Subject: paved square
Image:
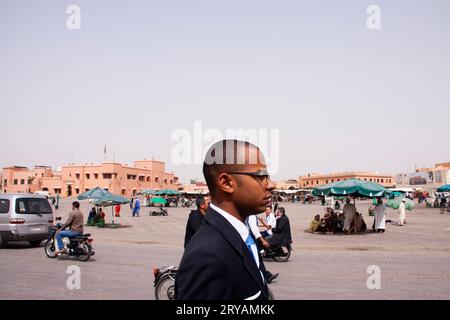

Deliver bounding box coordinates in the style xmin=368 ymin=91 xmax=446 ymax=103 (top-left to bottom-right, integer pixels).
xmin=1 ymin=199 xmax=449 ymax=299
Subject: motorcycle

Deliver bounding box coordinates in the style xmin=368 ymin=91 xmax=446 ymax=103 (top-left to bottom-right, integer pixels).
xmin=180 ymin=198 xmax=192 ymax=208
xmin=44 ymin=217 xmax=95 ymax=262
xmin=153 ymin=265 xmax=177 ymax=300
xmin=261 ymin=243 xmax=292 ymax=262
xmin=152 ymin=265 xmax=275 ymax=300
xmin=149 ymin=207 xmax=169 ymax=216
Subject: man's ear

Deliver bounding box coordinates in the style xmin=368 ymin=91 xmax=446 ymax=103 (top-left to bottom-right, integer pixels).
xmin=217 ymin=173 xmax=234 ymax=195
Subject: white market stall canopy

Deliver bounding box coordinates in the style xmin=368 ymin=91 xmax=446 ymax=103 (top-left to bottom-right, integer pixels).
xmin=389 ymin=187 xmax=415 ymax=193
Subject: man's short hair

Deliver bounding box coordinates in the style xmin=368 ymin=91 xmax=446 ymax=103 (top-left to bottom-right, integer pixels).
xmin=203 ymin=139 xmax=262 ymax=196
xmin=278 ymin=207 xmax=285 ymax=215
xmin=196 ymin=196 xmax=206 ymax=208
xmin=72 ymin=201 xmax=80 ymax=209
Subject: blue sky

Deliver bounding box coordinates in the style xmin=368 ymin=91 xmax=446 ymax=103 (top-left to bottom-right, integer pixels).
xmin=1 ymin=0 xmax=449 ymax=182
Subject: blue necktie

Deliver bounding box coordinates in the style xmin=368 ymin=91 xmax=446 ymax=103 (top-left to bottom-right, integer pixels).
xmin=245 ymin=234 xmax=257 ymax=262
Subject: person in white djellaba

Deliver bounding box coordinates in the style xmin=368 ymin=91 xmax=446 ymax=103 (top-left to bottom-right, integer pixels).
xmin=398 ymin=198 xmax=406 ymax=226
xmin=372 ymin=198 xmax=388 ymax=233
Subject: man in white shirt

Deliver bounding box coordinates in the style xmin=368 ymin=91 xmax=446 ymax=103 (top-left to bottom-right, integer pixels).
xmin=247 ymin=214 xmax=280 ymax=283
xmin=259 ymin=206 xmax=277 ymax=239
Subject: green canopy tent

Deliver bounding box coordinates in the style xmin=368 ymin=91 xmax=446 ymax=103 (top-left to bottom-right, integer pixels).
xmin=437 ymin=185 xmax=450 ymax=193
xmin=156 ymin=189 xmax=180 ymax=196
xmin=78 ymin=187 xmax=129 ymax=227
xmin=150 ymin=197 xmax=167 ymax=205
xmin=139 ymin=189 xmax=159 ymax=196
xmin=312 ymin=179 xmax=392 ymax=198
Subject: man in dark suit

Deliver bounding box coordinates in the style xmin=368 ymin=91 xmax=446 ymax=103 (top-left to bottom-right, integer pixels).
xmin=268 ymin=207 xmax=292 ymax=248
xmin=175 ymin=139 xmax=275 ymax=300
xmin=184 ymin=196 xmax=209 ymax=248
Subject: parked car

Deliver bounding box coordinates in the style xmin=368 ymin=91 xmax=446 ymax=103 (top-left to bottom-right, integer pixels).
xmin=0 ymin=194 xmax=54 ymax=248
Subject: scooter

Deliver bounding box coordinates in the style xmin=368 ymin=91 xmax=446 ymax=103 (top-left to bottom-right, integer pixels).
xmin=261 ymin=243 xmax=292 ymax=262
xmin=149 ymin=207 xmax=169 ymax=216
xmin=44 ymin=217 xmax=95 ymax=261
xmin=153 ymin=265 xmax=177 ymax=300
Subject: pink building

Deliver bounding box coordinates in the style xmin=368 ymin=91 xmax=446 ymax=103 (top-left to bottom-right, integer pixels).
xmin=2 ymin=160 xmax=180 ymax=197
xmin=2 ymin=166 xmax=54 ymax=194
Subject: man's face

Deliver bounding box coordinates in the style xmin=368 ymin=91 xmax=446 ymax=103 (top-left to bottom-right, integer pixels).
xmin=265 ymin=207 xmax=271 ymax=216
xmin=230 ymin=148 xmax=275 ymax=215
xmin=200 ymin=201 xmax=208 ymax=211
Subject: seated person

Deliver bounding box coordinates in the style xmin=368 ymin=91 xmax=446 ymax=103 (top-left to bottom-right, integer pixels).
xmin=259 ymin=206 xmax=277 ymax=240
xmin=55 ymin=201 xmax=84 ymax=255
xmin=349 ymin=212 xmax=367 ymax=233
xmin=306 ymin=214 xmax=321 ymax=233
xmin=334 ymin=200 xmax=341 ymax=210
xmin=324 ymin=209 xmax=338 ymax=233
xmin=336 ymin=213 xmax=345 ymax=232
xmin=268 ymin=207 xmax=292 ymax=249
xmin=97 ymin=208 xmax=105 ymax=221
xmin=88 ymin=207 xmax=97 ymax=222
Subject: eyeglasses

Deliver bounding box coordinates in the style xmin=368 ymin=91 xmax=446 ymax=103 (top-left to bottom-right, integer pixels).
xmin=225 ymin=169 xmax=271 ymax=185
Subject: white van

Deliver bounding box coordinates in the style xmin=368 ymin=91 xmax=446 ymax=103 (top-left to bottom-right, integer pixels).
xmin=0 ymin=194 xmax=53 ymax=247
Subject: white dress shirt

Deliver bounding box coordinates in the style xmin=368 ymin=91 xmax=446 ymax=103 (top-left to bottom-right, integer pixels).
xmin=210 ymin=203 xmax=260 ymax=270
xmin=265 ymin=213 xmax=277 ymax=235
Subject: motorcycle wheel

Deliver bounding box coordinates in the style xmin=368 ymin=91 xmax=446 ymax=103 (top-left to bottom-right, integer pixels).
xmin=75 ymin=243 xmax=92 ymax=262
xmin=44 ymin=239 xmax=57 ymax=258
xmin=154 ymin=274 xmax=175 ymax=300
xmin=272 ymin=245 xmax=291 ymax=262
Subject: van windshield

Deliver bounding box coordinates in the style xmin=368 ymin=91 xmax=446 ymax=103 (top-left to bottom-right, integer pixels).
xmin=15 ymin=198 xmax=52 ymax=214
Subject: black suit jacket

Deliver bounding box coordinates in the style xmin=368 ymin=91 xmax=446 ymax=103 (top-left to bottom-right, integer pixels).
xmin=270 ymin=215 xmax=292 ymax=247
xmin=175 ymin=206 xmax=269 ymax=300
xmin=184 ymin=209 xmax=204 ymax=248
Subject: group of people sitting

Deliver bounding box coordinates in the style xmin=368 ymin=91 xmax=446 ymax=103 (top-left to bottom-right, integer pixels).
xmin=307 ymin=199 xmax=367 ymax=234
xmin=87 ymin=207 xmax=106 ymax=226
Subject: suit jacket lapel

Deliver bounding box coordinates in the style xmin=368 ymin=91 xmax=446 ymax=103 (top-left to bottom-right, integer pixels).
xmin=205 ymin=208 xmax=267 ymax=295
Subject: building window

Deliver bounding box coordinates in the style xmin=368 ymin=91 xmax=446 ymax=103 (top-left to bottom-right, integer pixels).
xmin=139 ymin=176 xmax=144 ymax=182
xmin=164 ymin=179 xmax=167 ymax=184
xmin=155 ymin=177 xmax=159 ymax=183
xmin=122 ymin=189 xmax=126 ymax=195
xmin=381 ymin=179 xmax=384 ymax=183
xmin=85 ymin=188 xmax=90 ymax=192
xmin=3 ymin=179 xmax=7 ymax=186
xmin=86 ymin=174 xmax=90 ymax=179
xmin=94 ymin=174 xmax=98 ymax=179
xmin=28 ymin=178 xmax=33 ymax=184
xmin=147 ymin=177 xmax=150 ymax=182
xmin=316 ymin=180 xmax=319 ymax=185
xmin=76 ymin=174 xmax=80 ymax=179
xmin=14 ymin=179 xmax=18 ymax=185
xmin=103 ymin=173 xmax=112 ymax=179
xmin=75 ymin=188 xmax=80 ymax=194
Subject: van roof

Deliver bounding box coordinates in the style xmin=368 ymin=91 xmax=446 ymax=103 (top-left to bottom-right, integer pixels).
xmin=0 ymin=193 xmax=48 ymax=199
